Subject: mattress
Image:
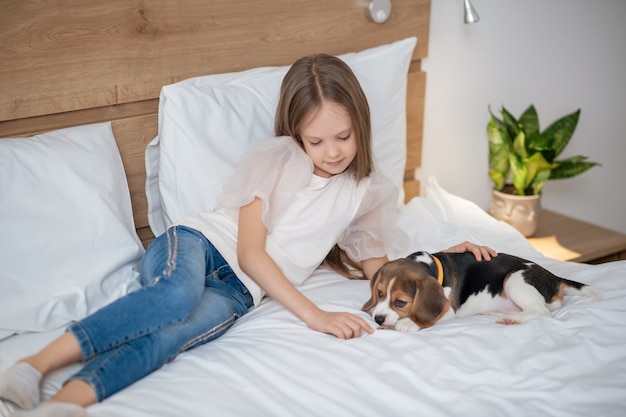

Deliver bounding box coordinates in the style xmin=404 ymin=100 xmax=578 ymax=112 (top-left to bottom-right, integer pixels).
xmin=1 ymin=180 xmax=625 ymax=417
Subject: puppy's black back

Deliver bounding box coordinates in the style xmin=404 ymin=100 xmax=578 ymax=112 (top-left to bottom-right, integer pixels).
xmin=430 ymin=252 xmax=579 ymax=310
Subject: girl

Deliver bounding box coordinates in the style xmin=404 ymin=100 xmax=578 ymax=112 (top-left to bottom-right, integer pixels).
xmin=0 ymin=53 xmax=495 ymax=417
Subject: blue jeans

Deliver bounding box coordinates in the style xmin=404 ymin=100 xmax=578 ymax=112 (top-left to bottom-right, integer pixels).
xmin=66 ymin=226 xmax=253 ymax=401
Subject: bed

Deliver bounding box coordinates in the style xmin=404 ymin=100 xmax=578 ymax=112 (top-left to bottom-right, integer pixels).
xmin=1 ymin=1 xmax=625 ymax=416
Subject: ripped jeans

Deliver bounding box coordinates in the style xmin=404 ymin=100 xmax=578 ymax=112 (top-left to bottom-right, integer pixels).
xmin=66 ymin=226 xmax=253 ymax=401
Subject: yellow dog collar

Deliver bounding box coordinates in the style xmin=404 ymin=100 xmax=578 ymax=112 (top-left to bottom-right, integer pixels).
xmin=431 ymin=254 xmax=444 ymax=285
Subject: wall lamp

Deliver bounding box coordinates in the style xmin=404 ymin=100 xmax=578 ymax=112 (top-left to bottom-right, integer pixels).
xmin=464 ymin=0 xmax=480 ymax=24
xmin=364 ymin=0 xmax=392 ymax=24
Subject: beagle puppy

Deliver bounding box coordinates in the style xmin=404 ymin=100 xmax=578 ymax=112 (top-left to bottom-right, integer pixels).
xmin=362 ymin=251 xmax=600 ymax=331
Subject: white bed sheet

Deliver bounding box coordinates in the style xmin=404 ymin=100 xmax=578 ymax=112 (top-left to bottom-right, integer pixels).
xmin=2 ymin=178 xmax=625 ymax=417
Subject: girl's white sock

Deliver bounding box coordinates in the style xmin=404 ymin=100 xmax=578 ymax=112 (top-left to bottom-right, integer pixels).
xmin=10 ymin=403 xmax=86 ymax=417
xmin=0 ymin=363 xmax=41 ymax=410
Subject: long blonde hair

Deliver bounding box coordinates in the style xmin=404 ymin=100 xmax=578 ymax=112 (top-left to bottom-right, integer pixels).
xmin=275 ymin=53 xmax=373 ymax=279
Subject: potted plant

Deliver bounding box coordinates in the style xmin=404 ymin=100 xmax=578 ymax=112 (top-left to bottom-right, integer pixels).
xmin=487 ymin=104 xmax=600 ymax=236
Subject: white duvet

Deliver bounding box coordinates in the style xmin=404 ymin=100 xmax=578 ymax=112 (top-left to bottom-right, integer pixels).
xmin=2 ymin=179 xmax=625 ymax=417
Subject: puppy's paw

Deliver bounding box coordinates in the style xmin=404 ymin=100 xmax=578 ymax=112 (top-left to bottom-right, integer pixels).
xmin=394 ymin=318 xmax=420 ymax=332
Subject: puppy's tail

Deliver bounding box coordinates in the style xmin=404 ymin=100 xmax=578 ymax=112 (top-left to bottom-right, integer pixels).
xmin=562 ymin=278 xmax=602 ymax=303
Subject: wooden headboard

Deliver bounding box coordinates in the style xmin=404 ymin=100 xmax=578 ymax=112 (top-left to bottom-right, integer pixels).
xmin=0 ymin=0 xmax=430 ymax=247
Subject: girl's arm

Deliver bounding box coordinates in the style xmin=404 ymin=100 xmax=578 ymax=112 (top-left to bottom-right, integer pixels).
xmin=237 ymin=197 xmax=373 ymax=339
xmin=361 ymin=256 xmax=388 ymax=280
xmin=444 ymin=241 xmax=498 ymax=261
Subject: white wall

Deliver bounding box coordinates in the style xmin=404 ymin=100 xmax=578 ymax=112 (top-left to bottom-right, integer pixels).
xmin=419 ymin=0 xmax=626 ymax=234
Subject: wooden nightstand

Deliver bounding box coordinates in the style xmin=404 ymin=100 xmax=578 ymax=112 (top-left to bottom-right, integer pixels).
xmin=527 ymin=209 xmax=626 ymax=264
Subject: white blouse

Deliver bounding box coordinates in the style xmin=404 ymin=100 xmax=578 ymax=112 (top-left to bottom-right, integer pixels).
xmin=175 ymin=136 xmax=407 ymax=306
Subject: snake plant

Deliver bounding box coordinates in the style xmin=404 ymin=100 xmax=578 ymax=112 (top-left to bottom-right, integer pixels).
xmin=487 ymin=105 xmax=599 ymax=195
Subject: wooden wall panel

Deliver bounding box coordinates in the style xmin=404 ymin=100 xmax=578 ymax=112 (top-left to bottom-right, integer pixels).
xmin=0 ymin=0 xmax=430 ymax=122
xmin=111 ymin=114 xmax=157 ymax=229
xmin=403 ymin=67 xmax=426 ymax=202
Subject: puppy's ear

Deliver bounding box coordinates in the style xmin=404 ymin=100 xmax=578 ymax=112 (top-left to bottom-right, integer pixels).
xmin=362 ymin=268 xmax=382 ymax=312
xmin=410 ymin=278 xmax=448 ymax=329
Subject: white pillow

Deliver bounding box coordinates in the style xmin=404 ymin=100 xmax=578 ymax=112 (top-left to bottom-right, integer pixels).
xmin=395 ymin=177 xmax=543 ymax=260
xmin=146 ymin=37 xmax=417 ymax=236
xmin=0 ymin=123 xmax=144 ymax=335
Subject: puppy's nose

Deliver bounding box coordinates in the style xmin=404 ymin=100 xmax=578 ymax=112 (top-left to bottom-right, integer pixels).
xmin=374 ymin=315 xmax=386 ymax=325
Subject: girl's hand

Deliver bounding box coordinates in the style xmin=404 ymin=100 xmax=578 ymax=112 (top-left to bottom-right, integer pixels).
xmin=308 ymin=310 xmax=374 ymax=339
xmin=444 ymin=241 xmax=497 ymax=261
